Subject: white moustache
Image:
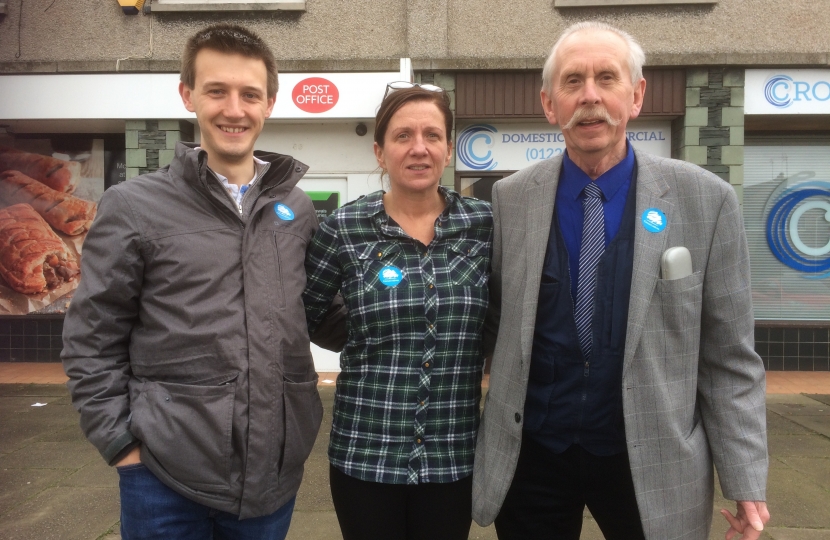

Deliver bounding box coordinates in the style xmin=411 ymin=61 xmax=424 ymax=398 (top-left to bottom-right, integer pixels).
xmin=562 ymin=106 xmax=621 ymax=130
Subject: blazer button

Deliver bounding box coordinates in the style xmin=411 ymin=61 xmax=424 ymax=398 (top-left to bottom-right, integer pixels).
xmin=514 ymin=412 xmax=521 ymax=423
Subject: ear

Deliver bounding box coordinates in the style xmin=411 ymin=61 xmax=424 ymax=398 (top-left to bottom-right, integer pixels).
xmin=629 ymin=77 xmax=647 ymax=120
xmin=373 ymin=141 xmax=385 ymax=169
xmin=540 ymin=88 xmax=557 ymax=126
xmin=445 ymin=140 xmax=453 ymax=167
xmin=265 ymin=93 xmax=277 ymax=118
xmin=179 ymin=82 xmax=196 ymax=113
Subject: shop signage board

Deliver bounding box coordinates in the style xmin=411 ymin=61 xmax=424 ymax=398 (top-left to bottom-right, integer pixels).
xmin=0 ymin=70 xmax=405 ymax=120
xmin=746 ymin=69 xmax=830 ymax=115
xmin=455 ymin=120 xmax=672 ymax=172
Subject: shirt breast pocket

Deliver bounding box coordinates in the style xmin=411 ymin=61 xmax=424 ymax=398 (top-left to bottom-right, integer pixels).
xmin=358 ymin=242 xmax=408 ymax=292
xmin=448 ymin=240 xmax=489 ymax=287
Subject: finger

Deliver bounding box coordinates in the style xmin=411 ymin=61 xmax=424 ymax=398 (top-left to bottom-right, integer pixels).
xmin=740 ymin=526 xmax=762 ymax=540
xmin=757 ymin=502 xmax=771 ymax=523
xmin=741 ymin=502 xmax=764 ymax=531
xmin=725 ymin=526 xmax=737 ymax=540
xmin=720 ymin=508 xmax=742 ymax=531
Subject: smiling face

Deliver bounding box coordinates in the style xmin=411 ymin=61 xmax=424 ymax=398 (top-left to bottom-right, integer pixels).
xmin=541 ymin=29 xmax=645 ymax=173
xmin=374 ymin=100 xmax=452 ymax=196
xmin=179 ymin=48 xmax=276 ymax=170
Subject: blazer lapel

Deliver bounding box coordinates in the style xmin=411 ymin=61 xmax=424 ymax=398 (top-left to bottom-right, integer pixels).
xmin=623 ymin=150 xmax=674 ymax=374
xmin=521 ymin=158 xmax=561 ymax=362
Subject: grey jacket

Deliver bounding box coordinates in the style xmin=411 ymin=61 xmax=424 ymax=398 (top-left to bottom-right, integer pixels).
xmin=63 ymin=142 xmax=345 ymax=519
xmin=473 ymin=150 xmax=767 ymax=539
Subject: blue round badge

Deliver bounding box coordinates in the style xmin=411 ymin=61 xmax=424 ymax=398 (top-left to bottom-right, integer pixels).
xmin=378 ymin=266 xmax=404 ymax=287
xmin=642 ymin=208 xmax=667 ymax=233
xmin=274 ymin=203 xmax=295 ymax=221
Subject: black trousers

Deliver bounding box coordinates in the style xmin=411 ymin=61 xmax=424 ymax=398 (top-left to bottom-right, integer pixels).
xmin=494 ymin=436 xmax=646 ymax=540
xmin=329 ymin=464 xmax=472 ymax=540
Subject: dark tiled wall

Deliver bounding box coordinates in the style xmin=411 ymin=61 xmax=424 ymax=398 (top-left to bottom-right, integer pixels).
xmin=755 ymin=326 xmax=830 ymax=371
xmin=0 ymin=317 xmax=64 ymax=362
xmin=0 ymin=317 xmax=828 ymax=371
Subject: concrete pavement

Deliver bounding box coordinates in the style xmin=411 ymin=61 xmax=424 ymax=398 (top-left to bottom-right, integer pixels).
xmin=1 ymin=383 xmax=830 ymax=539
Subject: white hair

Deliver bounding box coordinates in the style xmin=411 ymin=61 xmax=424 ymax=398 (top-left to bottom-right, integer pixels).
xmin=541 ymin=21 xmax=646 ymax=97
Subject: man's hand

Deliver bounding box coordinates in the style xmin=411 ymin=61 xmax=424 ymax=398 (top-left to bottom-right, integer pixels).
xmin=721 ymin=501 xmax=770 ymax=540
xmin=115 ymin=446 xmax=142 ymax=467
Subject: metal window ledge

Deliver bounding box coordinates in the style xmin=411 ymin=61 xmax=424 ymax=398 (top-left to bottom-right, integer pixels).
xmin=555 ymin=0 xmax=715 ymax=6
xmin=149 ymin=0 xmax=305 ymax=12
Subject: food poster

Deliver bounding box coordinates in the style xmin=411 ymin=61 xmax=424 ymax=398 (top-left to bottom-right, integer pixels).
xmin=0 ymin=137 xmax=115 ymax=315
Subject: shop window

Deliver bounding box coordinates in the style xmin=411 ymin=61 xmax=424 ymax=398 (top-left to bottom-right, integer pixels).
xmin=457 ymin=174 xmax=511 ymax=204
xmin=744 ymin=141 xmax=830 ymax=321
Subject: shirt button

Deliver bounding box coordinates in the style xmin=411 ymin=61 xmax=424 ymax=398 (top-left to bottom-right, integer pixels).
xmin=377 ymin=252 xmax=383 ymax=257
xmin=420 ymin=401 xmax=425 ymax=406
xmin=428 ymin=284 xmax=434 ymax=289
xmin=424 ymin=362 xmax=430 ymax=368
xmin=514 ymin=412 xmax=522 ymax=423
xmin=428 ymin=324 xmax=433 ymax=329
xmin=416 ymin=438 xmax=422 ymax=444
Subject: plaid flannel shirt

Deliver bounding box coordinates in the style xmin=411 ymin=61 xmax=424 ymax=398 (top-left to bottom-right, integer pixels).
xmin=303 ymin=188 xmax=493 ymax=484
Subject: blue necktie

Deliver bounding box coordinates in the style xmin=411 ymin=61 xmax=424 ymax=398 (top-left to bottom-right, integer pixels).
xmin=574 ymin=182 xmax=605 ymax=360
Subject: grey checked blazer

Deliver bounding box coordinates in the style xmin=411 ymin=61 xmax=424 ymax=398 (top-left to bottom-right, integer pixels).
xmin=472 ymin=149 xmax=768 ymax=540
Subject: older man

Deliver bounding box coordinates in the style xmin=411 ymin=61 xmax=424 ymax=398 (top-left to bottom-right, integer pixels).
xmin=473 ymin=21 xmax=770 ymax=540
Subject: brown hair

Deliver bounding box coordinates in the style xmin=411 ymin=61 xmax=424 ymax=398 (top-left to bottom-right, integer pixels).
xmin=180 ymin=24 xmax=278 ymax=97
xmin=374 ymin=86 xmax=453 ymax=148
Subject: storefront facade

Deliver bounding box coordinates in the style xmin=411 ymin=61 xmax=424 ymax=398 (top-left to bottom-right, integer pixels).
xmin=0 ymin=0 xmax=828 ymax=370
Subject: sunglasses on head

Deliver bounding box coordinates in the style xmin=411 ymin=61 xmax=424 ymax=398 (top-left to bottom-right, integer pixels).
xmin=383 ymin=81 xmax=444 ymax=99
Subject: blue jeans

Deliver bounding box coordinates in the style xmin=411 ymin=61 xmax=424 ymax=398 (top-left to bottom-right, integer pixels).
xmin=117 ymin=463 xmax=295 ymax=540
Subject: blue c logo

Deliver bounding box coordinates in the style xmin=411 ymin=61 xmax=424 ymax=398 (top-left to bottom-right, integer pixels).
xmin=764 ymin=75 xmax=794 ymax=108
xmin=766 ymin=181 xmax=830 ymax=278
xmin=458 ymin=124 xmax=498 ymax=170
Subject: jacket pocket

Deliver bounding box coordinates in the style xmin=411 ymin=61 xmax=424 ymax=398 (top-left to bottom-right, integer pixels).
xmin=358 ymin=242 xmax=407 ymax=292
xmin=653 ymin=271 xmax=704 ymax=355
xmin=449 ymin=240 xmax=489 ymax=287
xmin=281 ymin=376 xmax=324 ymax=474
xmin=130 ymin=374 xmax=237 ymax=491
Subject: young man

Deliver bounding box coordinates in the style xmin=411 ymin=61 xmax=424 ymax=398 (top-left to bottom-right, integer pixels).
xmin=63 ymin=24 xmax=344 ymax=539
xmin=473 ymin=21 xmax=770 ymax=540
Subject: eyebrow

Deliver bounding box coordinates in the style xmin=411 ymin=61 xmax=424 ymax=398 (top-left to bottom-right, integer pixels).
xmin=201 ymin=81 xmax=265 ymax=93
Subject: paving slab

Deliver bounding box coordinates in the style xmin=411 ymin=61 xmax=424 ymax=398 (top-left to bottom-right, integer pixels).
xmin=767 ymin=395 xmax=830 ymax=439
xmin=767 ymin=409 xmax=819 ymax=435
xmin=57 ymin=458 xmax=118 ymax=489
xmin=765 ymin=529 xmax=830 ymax=540
xmin=0 ymin=486 xmax=119 ymax=540
xmin=763 ymin=465 xmax=830 ymax=529
xmin=0 ymin=468 xmax=72 ymax=516
xmin=0 ymin=384 xmax=71 ymax=398
xmin=775 ymin=456 xmax=830 ymax=491
xmin=768 ymin=431 xmax=830 ymax=459
xmin=804 ymin=394 xmax=830 ymax=407
xmin=286 ymin=511 xmax=343 ymax=540
xmin=1 ymin=383 xmax=829 ymax=539
xmin=0 ymin=441 xmax=99 ymax=470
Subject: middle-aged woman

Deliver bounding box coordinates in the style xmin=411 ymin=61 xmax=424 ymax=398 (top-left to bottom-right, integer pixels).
xmin=303 ymin=83 xmax=493 ymax=540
